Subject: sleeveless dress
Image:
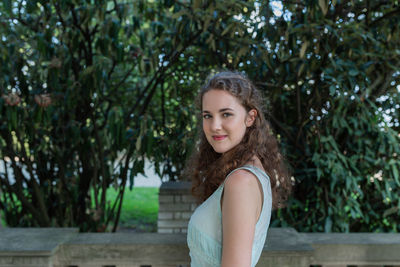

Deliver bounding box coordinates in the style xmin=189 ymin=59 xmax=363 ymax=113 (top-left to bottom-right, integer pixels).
xmin=187 ymin=165 xmax=272 ymax=267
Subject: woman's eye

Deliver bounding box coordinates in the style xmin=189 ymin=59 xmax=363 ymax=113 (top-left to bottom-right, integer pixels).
xmin=203 ymin=114 xmax=211 ymax=119
xmin=223 ymin=113 xmax=232 ymax=117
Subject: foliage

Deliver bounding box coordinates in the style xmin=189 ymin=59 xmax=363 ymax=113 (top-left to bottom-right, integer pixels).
xmin=94 ymin=187 xmax=159 ymax=232
xmin=0 ymin=0 xmax=256 ymax=231
xmin=241 ymin=0 xmax=400 ymax=232
xmin=0 ymin=0 xmax=399 ymax=232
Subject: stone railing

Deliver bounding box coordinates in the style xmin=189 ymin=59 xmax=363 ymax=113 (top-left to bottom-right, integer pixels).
xmin=1 ymin=227 xmax=400 ymax=267
xmin=2 ymin=182 xmax=400 ymax=267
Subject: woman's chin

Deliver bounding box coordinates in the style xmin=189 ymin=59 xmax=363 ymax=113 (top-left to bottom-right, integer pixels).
xmin=212 ymin=145 xmax=230 ymax=154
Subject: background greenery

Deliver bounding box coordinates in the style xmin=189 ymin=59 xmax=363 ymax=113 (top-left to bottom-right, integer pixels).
xmin=0 ymin=0 xmax=399 ymax=232
xmin=0 ymin=187 xmax=159 ymax=231
xmin=108 ymin=187 xmax=158 ymax=232
xmin=98 ymin=187 xmax=159 ymax=232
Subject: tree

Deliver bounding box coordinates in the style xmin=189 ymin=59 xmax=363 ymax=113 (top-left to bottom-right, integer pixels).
xmin=240 ymin=0 xmax=400 ymax=232
xmin=1 ymin=0 xmax=399 ymax=233
xmin=0 ymin=0 xmax=255 ymax=231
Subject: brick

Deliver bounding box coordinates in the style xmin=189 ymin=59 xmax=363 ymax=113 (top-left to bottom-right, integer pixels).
xmin=158 ymin=220 xmax=189 ymax=228
xmin=181 ymin=228 xmax=187 ymax=234
xmin=159 ymin=203 xmax=191 ymax=211
xmin=158 ymin=228 xmax=173 ymax=234
xmin=173 ymin=228 xmax=181 ymax=233
xmin=182 ymin=212 xmax=193 ymax=220
xmin=158 ymin=212 xmax=173 ymax=220
xmin=160 ymin=181 xmax=191 ymax=192
xmin=174 ymin=195 xmax=182 ymax=202
xmin=159 ymin=195 xmax=174 ymax=203
xmin=174 ymin=212 xmax=182 ymax=219
xmin=182 ymin=195 xmax=196 ymax=203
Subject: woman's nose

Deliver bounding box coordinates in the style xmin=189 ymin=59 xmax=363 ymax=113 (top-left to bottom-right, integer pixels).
xmin=211 ymin=117 xmax=222 ymax=131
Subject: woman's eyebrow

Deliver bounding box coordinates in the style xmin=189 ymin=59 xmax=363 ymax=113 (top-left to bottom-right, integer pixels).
xmin=202 ymin=108 xmax=234 ymax=113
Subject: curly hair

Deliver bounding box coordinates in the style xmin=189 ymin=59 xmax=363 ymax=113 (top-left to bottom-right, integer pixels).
xmin=185 ymin=71 xmax=292 ymax=210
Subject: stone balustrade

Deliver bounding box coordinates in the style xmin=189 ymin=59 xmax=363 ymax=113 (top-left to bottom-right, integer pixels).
xmin=1 ymin=227 xmax=400 ymax=267
xmin=1 ymin=182 xmax=400 ymax=267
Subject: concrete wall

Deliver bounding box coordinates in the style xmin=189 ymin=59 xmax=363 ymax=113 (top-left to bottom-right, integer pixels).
xmin=157 ymin=181 xmax=197 ymax=234
xmin=1 ymin=227 xmax=400 ymax=267
xmin=2 ymin=182 xmax=400 ymax=266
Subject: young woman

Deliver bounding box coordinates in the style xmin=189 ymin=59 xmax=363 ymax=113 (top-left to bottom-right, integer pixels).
xmin=186 ymin=71 xmax=292 ymax=267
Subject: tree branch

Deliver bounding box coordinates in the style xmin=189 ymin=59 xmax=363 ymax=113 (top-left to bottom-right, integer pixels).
xmin=370 ymin=8 xmax=400 ymax=27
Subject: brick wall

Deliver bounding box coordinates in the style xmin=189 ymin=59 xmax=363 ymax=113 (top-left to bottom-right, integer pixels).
xmin=157 ymin=181 xmax=197 ymax=234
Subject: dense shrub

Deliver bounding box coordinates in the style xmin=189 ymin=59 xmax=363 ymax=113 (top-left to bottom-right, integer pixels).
xmin=0 ymin=0 xmax=399 ymax=232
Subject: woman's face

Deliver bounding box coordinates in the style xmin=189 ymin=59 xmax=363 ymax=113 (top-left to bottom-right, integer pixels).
xmin=202 ymin=89 xmax=256 ymax=154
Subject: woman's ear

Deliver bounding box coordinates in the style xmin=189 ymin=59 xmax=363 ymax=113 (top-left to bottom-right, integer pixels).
xmin=246 ymin=109 xmax=257 ymax=127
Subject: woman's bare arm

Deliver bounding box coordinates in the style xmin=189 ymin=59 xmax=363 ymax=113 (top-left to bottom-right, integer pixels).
xmin=221 ymin=169 xmax=263 ymax=267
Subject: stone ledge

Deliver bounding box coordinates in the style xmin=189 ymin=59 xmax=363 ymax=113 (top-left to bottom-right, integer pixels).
xmin=1 ymin=227 xmax=400 ymax=267
xmin=67 ymin=233 xmax=187 ymax=245
xmin=159 ymin=181 xmax=191 ymax=193
xmin=264 ymin=227 xmax=313 ymax=252
xmin=157 ymin=220 xmax=188 ymax=228
xmin=0 ymin=228 xmax=78 ymax=256
xmin=301 ymin=232 xmax=400 ymax=244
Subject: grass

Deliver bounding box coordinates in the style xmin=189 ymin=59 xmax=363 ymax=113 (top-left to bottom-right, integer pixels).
xmin=0 ymin=187 xmax=159 ymax=232
xmin=108 ymin=186 xmax=159 ymax=232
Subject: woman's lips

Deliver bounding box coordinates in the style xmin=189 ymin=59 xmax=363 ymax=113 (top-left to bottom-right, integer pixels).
xmin=212 ymin=135 xmax=227 ymax=141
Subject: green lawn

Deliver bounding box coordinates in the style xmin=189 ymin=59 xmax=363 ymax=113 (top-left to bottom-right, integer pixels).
xmin=0 ymin=187 xmax=159 ymax=232
xmin=107 ymin=186 xmax=159 ymax=232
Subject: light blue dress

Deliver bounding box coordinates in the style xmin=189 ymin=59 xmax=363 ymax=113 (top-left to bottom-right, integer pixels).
xmin=187 ymin=165 xmax=272 ymax=267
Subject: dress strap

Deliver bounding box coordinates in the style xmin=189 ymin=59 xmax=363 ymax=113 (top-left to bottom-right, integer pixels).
xmin=221 ymin=165 xmax=270 ymax=188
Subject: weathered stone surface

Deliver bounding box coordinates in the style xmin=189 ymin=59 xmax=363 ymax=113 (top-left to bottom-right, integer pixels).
xmin=302 ymin=232 xmax=400 ymax=244
xmin=159 ymin=203 xmax=192 ymax=211
xmin=181 ymin=195 xmax=196 ymax=203
xmin=0 ymin=228 xmax=78 ymax=255
xmin=0 ymin=228 xmax=78 ymax=267
xmin=181 ymin=212 xmax=193 ymax=220
xmin=258 ymin=253 xmax=312 ymax=267
xmin=67 ymin=232 xmax=187 ymax=245
xmin=158 ymin=228 xmax=173 ymax=234
xmin=55 ymin=241 xmax=190 ymax=266
xmin=260 ymin=228 xmax=313 ymax=267
xmin=0 ymin=255 xmax=52 ymax=267
xmin=265 ymin=227 xmax=313 ymax=251
xmin=158 ymin=181 xmax=196 ymax=234
xmin=158 ymin=195 xmax=174 ymax=203
xmin=159 ymin=181 xmax=191 ymax=193
xmin=303 ymin=232 xmax=400 ymax=265
xmin=158 ymin=211 xmax=173 ymax=220
xmin=1 ymin=227 xmax=400 ymax=267
xmin=157 ymin=219 xmax=189 ymax=228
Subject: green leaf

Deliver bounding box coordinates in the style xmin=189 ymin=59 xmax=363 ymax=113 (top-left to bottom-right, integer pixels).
xmin=3 ymin=0 xmax=11 ymax=15
xmin=318 ymin=0 xmax=328 ymax=15
xmin=300 ymin=41 xmax=308 ymax=58
xmin=383 ymin=206 xmax=399 ymax=217
xmin=221 ymin=24 xmax=233 ymax=36
xmin=391 ymin=163 xmax=400 ymax=186
xmin=171 ymin=10 xmax=187 ymax=19
xmin=193 ymin=0 xmax=202 ymax=9
xmin=349 ymin=69 xmax=359 ymax=76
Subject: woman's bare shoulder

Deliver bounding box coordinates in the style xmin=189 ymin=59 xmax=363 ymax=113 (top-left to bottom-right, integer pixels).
xmin=225 ymin=169 xmax=260 ymax=188
xmin=223 ymin=169 xmax=263 ymax=208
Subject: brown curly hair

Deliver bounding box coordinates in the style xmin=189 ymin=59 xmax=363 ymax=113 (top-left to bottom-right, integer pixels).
xmin=185 ymin=71 xmax=292 ymax=210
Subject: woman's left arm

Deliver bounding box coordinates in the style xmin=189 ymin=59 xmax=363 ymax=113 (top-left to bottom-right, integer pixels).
xmin=220 ymin=170 xmax=262 ymax=267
